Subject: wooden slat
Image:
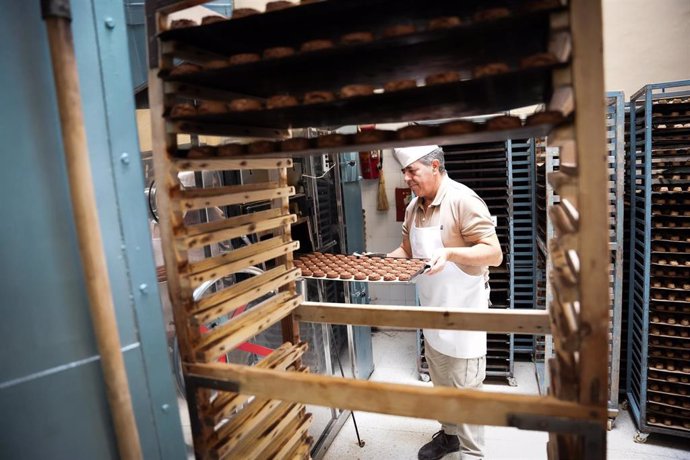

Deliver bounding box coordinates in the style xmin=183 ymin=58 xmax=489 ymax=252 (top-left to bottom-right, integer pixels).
xmin=177 ymin=184 xmax=294 ymax=211
xmin=191 ymin=269 xmax=300 ymax=324
xmin=185 ymin=363 xmax=606 ymax=427
xmin=211 ymin=398 xmax=284 ymax=455
xmin=184 ymin=208 xmax=282 ymax=238
xmin=290 ymin=440 xmax=312 ymax=460
xmin=172 ymin=120 xmax=290 ymax=139
xmin=189 ymin=240 xmax=298 ymax=289
xmin=195 ymin=265 xmax=286 ymax=312
xmin=173 ymin=156 xmax=293 ymax=172
xmin=195 ymin=293 xmax=303 ymax=362
xmin=189 ymin=236 xmax=288 ymax=275
xmin=183 ymin=214 xmax=297 ymax=250
xmin=258 ymin=413 xmax=312 ymax=460
xmin=295 ymin=302 xmax=551 ymax=334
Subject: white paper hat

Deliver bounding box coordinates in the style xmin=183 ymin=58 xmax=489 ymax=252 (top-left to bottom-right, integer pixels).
xmin=392 ymin=145 xmax=440 ymax=169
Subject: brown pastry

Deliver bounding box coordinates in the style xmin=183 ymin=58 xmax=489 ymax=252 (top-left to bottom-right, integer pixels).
xmin=229 ymin=53 xmax=261 ymax=66
xmin=312 ymin=270 xmax=325 ymax=278
xmin=368 ymin=273 xmax=382 ymax=281
xmin=486 ymin=115 xmax=522 ymax=131
xmin=267 ymin=94 xmax=299 ymax=109
xmin=170 ymin=103 xmax=196 ymax=117
xmin=217 ymin=143 xmax=245 ymax=156
xmin=439 ymin=120 xmax=479 ymax=135
xmin=232 ymin=8 xmax=260 ymax=19
xmin=201 ymin=15 xmax=225 ymax=25
xmin=425 ymin=71 xmax=461 ymax=86
xmin=203 ymin=59 xmax=229 ymax=70
xmin=229 ymin=98 xmax=262 ymax=112
xmin=384 ymin=79 xmax=417 ymax=92
xmin=169 ymin=63 xmax=202 ymax=76
xmin=281 ymin=137 xmax=311 ymax=151
xmin=355 ymin=129 xmax=389 ymax=144
xmin=397 ymin=125 xmax=434 ymax=140
xmin=473 ymin=8 xmax=511 ymax=22
xmin=526 ymin=111 xmax=565 ymax=126
xmin=398 ymin=274 xmax=411 ymax=281
xmin=354 ymin=273 xmax=367 ymax=281
xmin=247 ymin=141 xmax=277 ymax=154
xmin=304 ymin=91 xmax=336 ymax=104
xmin=340 ymin=84 xmax=376 ymax=99
xmin=263 ymin=46 xmax=296 ymax=59
xmin=197 ymin=100 xmax=228 ymax=114
xmin=340 ymin=272 xmax=353 ymax=280
xmin=520 ymin=52 xmax=558 ymax=68
xmin=300 ymin=39 xmax=335 ymax=52
xmin=326 ymin=271 xmax=339 ymax=279
xmin=301 ymin=268 xmax=313 ymax=277
xmin=187 ymin=146 xmax=215 ymax=158
xmin=383 ymin=24 xmax=416 ymax=38
xmin=317 ymin=134 xmax=349 ymax=148
xmin=383 ymin=274 xmax=396 ymax=282
xmin=428 ymin=16 xmax=462 ymax=30
xmin=170 ymin=19 xmax=197 ymax=29
xmin=473 ymin=62 xmax=510 ymax=78
xmin=341 ymin=31 xmax=375 ymax=44
xmin=266 ymin=1 xmax=294 ymax=11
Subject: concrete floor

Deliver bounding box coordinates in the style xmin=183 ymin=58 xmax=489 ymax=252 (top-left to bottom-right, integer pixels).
xmin=321 ymin=330 xmax=689 ymax=460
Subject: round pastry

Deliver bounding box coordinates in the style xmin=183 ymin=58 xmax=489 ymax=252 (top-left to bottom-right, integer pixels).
xmin=425 ymin=71 xmax=461 ymax=86
xmin=341 ymin=31 xmax=375 ymax=44
xmin=355 ymin=129 xmax=390 ymax=144
xmin=383 ymin=274 xmax=396 ymax=282
xmin=304 ymin=91 xmax=336 ymax=104
xmin=397 ymin=125 xmax=434 ymax=140
xmin=169 ymin=62 xmax=202 ymax=76
xmin=217 ymin=143 xmax=245 ymax=156
xmin=326 ymin=271 xmax=339 ymax=279
xmin=267 ymin=94 xmax=299 ymax=109
xmin=526 ymin=110 xmax=565 ymax=126
xmin=301 ymin=268 xmax=313 ymax=277
xmin=229 ymin=53 xmax=261 ymax=66
xmin=203 ymin=59 xmax=229 ymax=70
xmin=201 ymin=15 xmax=225 ymax=25
xmin=300 ymin=39 xmax=335 ymax=52
xmin=439 ymin=120 xmax=479 ymax=135
xmin=247 ymin=141 xmax=277 ymax=154
xmin=384 ymin=79 xmax=417 ymax=92
xmin=340 ymin=84 xmax=376 ymax=99
xmin=197 ymin=100 xmax=228 ymax=114
xmin=232 ymin=8 xmax=260 ymax=19
xmin=317 ymin=133 xmax=349 ymax=148
xmin=170 ymin=19 xmax=197 ymax=29
xmin=281 ymin=137 xmax=311 ymax=151
xmin=340 ymin=272 xmax=353 ymax=280
xmin=263 ymin=46 xmax=296 ymax=59
xmin=354 ymin=272 xmax=367 ymax=281
xmin=293 ymin=259 xmax=304 ymax=266
xmin=187 ymin=146 xmax=215 ymax=158
xmin=398 ymin=274 xmax=411 ymax=282
xmin=473 ymin=8 xmax=511 ymax=22
xmin=382 ymin=24 xmax=416 ymax=38
xmin=428 ymin=16 xmax=462 ymax=30
xmin=266 ymin=1 xmax=294 ymax=11
xmin=473 ymin=62 xmax=510 ymax=78
xmin=368 ymin=273 xmax=382 ymax=281
xmin=312 ymin=270 xmax=325 ymax=278
xmin=229 ymin=98 xmax=262 ymax=111
xmin=486 ymin=115 xmax=522 ymax=131
xmin=170 ymin=103 xmax=196 ymax=117
xmin=520 ymin=52 xmax=558 ymax=68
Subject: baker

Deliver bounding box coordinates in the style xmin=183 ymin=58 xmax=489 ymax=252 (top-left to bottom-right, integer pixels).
xmin=387 ymin=145 xmax=503 ymax=460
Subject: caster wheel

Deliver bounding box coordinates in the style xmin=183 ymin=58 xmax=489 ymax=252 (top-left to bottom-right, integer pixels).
xmin=633 ymin=431 xmax=649 ymax=444
xmin=420 ymin=372 xmax=431 ymax=383
xmin=620 ymin=400 xmax=629 ymax=411
xmin=607 ymin=419 xmax=614 ymax=431
xmin=507 ymin=377 xmax=518 ymax=387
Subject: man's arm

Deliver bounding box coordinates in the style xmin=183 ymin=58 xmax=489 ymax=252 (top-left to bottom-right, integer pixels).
xmin=426 ymin=233 xmax=502 ymax=275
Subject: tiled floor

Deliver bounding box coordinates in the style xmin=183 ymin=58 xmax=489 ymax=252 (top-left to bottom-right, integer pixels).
xmin=321 ymin=330 xmax=690 ymax=460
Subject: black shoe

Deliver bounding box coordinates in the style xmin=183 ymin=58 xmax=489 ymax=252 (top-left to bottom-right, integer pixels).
xmin=418 ymin=430 xmax=460 ymax=460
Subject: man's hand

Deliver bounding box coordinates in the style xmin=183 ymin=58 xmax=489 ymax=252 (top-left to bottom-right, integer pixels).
xmin=427 ymin=248 xmax=450 ymax=275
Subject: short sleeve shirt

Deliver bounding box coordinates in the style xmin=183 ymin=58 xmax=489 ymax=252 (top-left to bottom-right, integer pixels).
xmin=402 ymin=175 xmax=497 ymax=280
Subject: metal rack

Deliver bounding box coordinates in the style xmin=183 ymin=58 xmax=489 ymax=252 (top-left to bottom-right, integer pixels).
xmin=626 ymin=80 xmax=690 ymax=442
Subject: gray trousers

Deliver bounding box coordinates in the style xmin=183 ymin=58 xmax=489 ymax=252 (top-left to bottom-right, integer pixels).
xmin=426 ymin=342 xmax=486 ymax=459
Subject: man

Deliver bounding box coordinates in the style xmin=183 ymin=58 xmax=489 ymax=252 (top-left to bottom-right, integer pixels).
xmin=388 ymin=145 xmax=503 ymax=460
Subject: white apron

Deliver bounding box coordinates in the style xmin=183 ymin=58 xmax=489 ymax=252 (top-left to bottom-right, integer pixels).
xmin=411 ymin=223 xmax=488 ymax=359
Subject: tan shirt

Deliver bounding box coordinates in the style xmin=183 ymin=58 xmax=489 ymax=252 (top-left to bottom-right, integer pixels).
xmin=401 ymin=175 xmax=496 ymax=279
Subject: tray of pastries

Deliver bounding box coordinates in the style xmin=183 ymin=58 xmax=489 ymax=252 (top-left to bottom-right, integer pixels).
xmin=293 ymin=252 xmax=428 ymax=283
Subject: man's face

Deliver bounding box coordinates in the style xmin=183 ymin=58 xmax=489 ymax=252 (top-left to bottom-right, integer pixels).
xmin=402 ymin=161 xmax=436 ymax=199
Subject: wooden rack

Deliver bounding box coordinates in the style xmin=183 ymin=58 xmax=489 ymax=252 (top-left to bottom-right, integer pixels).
xmin=146 ymin=1 xmax=610 ymax=458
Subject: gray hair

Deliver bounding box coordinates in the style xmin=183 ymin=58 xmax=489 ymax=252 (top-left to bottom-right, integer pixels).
xmin=416 ymin=147 xmax=446 ymax=173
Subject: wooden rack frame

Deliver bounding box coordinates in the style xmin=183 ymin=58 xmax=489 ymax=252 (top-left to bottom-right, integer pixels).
xmin=146 ymin=1 xmax=609 ymax=458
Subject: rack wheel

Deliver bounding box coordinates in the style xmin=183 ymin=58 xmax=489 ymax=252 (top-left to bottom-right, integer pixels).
xmin=420 ymin=372 xmax=431 ymax=383
xmin=607 ymin=418 xmax=614 ymax=431
xmin=620 ymin=400 xmax=628 ymax=411
xmin=633 ymin=431 xmax=649 ymax=444
xmin=507 ymin=377 xmax=518 ymax=387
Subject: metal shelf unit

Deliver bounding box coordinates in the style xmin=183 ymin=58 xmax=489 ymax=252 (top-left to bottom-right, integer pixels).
xmin=626 ymin=80 xmax=690 ymax=442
